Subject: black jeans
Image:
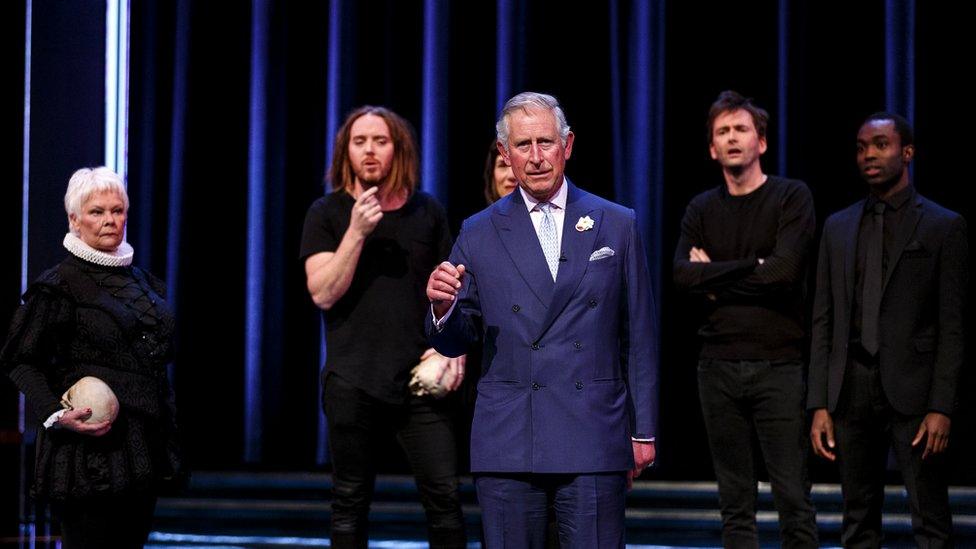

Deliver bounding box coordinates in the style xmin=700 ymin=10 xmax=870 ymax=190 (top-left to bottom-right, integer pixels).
xmin=323 ymin=372 xmax=465 ymax=548
xmin=697 ymin=358 xmax=818 ymax=549
xmin=833 ymin=356 xmax=953 ymax=549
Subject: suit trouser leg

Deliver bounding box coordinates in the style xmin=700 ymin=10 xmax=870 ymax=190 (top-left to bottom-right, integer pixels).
xmin=323 ymin=373 xmax=380 ymax=547
xmin=833 ymin=358 xmax=890 ymax=549
xmin=551 ymin=472 xmax=627 ymax=549
xmin=397 ymin=395 xmax=466 ymax=548
xmin=751 ymin=360 xmax=819 ymax=549
xmin=697 ymin=358 xmax=759 ymax=549
xmin=890 ymin=412 xmax=953 ymax=548
xmin=475 ymin=472 xmax=626 ymax=548
xmin=475 ymin=474 xmax=550 ymax=548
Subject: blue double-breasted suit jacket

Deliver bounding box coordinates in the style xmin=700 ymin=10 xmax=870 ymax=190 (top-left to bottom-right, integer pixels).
xmin=427 ymin=181 xmax=658 ymax=473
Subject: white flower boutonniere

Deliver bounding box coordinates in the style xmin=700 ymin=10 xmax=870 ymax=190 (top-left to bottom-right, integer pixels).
xmin=576 ymin=215 xmax=595 ymax=232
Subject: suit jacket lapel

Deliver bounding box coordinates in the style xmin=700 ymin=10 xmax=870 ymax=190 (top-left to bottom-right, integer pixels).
xmin=491 ymin=191 xmax=555 ymax=307
xmin=536 ymin=182 xmax=601 ymax=340
xmin=882 ymin=194 xmax=923 ymax=293
xmin=840 ymin=201 xmax=864 ymax=306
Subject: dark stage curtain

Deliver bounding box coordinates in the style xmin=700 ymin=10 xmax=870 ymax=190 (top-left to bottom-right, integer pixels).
xmin=1 ymin=0 xmax=27 ymax=536
xmin=7 ymin=0 xmax=975 ymax=486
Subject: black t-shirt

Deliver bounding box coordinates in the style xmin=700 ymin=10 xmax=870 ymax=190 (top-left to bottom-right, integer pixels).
xmin=299 ymin=190 xmax=453 ymax=403
xmin=673 ymin=176 xmax=816 ymax=359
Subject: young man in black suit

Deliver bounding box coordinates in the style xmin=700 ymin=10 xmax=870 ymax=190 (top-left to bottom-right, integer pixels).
xmin=809 ymin=112 xmax=968 ymax=548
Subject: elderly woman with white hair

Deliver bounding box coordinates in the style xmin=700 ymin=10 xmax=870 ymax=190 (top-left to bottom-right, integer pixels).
xmin=1 ymin=166 xmax=184 ymax=548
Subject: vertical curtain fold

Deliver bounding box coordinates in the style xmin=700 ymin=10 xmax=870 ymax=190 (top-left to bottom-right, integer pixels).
xmin=132 ymin=6 xmax=157 ymax=264
xmin=244 ymin=0 xmax=270 ymax=463
xmin=495 ymin=0 xmax=516 ymax=113
xmin=316 ymin=0 xmax=348 ymax=466
xmin=164 ymin=0 xmax=190 ymax=323
xmin=777 ymin=0 xmax=789 ymax=174
xmin=885 ymin=0 xmax=915 ymax=120
xmin=421 ymin=0 xmax=448 ymax=201
xmin=611 ymin=0 xmax=665 ymax=310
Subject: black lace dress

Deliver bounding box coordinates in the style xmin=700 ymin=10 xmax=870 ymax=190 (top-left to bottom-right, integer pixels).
xmin=1 ymin=255 xmax=184 ymax=502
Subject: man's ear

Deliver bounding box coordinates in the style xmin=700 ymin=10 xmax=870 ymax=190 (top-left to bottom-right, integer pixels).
xmin=496 ymin=141 xmax=509 ymax=162
xmin=903 ymin=143 xmax=915 ymax=164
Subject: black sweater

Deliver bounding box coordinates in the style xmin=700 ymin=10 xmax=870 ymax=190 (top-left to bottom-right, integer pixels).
xmin=673 ymin=176 xmax=816 ymax=359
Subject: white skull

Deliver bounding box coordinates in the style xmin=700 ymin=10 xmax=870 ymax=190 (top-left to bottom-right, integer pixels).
xmin=60 ymin=376 xmax=120 ymax=424
xmin=408 ymin=352 xmax=458 ymax=398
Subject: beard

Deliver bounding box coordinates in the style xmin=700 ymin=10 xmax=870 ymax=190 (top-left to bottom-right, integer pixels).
xmin=723 ymin=163 xmax=746 ymax=177
xmin=353 ymin=165 xmax=390 ymax=188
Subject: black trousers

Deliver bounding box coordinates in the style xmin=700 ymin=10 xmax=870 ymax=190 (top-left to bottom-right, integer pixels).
xmin=57 ymin=492 xmax=157 ymax=549
xmin=323 ymin=372 xmax=465 ymax=548
xmin=833 ymin=356 xmax=953 ymax=548
xmin=697 ymin=358 xmax=819 ymax=549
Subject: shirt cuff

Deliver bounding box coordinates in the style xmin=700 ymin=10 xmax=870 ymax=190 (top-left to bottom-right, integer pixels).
xmin=632 ymin=436 xmax=655 ymax=443
xmin=43 ymin=409 xmax=67 ymax=429
xmin=431 ymin=300 xmax=459 ymax=331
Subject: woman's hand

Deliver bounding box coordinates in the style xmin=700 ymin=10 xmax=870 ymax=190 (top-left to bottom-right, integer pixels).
xmin=57 ymin=407 xmax=112 ymax=436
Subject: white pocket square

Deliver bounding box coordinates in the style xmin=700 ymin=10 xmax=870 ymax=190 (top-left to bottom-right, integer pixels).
xmin=589 ymin=247 xmax=615 ymax=261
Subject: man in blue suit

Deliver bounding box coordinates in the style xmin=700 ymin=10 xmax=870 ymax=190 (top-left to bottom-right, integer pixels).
xmin=426 ymin=92 xmax=658 ymax=546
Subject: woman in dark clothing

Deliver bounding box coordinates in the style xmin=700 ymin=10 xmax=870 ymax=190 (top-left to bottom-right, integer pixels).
xmin=2 ymin=166 xmax=183 ymax=548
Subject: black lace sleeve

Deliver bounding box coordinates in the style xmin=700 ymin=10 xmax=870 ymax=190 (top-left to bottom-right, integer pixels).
xmin=0 ymin=277 xmax=74 ymax=422
xmin=139 ymin=267 xmax=169 ymax=300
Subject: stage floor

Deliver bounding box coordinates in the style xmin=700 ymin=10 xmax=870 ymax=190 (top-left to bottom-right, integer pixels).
xmin=4 ymin=473 xmax=975 ymax=547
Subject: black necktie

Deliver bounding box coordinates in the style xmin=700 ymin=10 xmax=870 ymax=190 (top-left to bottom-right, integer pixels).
xmin=861 ymin=201 xmax=885 ymax=356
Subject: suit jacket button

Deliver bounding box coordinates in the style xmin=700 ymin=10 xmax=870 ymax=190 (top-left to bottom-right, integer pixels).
xmin=532 ymin=382 xmax=540 ymax=390
xmin=575 ymin=381 xmax=583 ymax=390
xmin=512 ymin=304 xmax=520 ymax=312
xmin=531 ymin=343 xmax=540 ymax=350
xmin=574 ymin=341 xmax=582 ymax=349
xmin=588 ymin=299 xmax=598 ymax=308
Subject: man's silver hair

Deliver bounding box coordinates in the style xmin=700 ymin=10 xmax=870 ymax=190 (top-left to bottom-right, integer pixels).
xmin=64 ymin=167 xmax=129 ymax=231
xmin=495 ymin=92 xmax=571 ymax=152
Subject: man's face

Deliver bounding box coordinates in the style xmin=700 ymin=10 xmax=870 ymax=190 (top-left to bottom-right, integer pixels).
xmin=709 ymin=109 xmax=767 ymax=170
xmin=856 ymin=119 xmax=913 ymax=188
xmin=348 ymin=113 xmax=395 ymax=187
xmin=499 ymin=107 xmax=574 ymax=202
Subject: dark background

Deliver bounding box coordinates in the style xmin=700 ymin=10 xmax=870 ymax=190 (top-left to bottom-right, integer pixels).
xmin=2 ymin=1 xmax=972 ymax=523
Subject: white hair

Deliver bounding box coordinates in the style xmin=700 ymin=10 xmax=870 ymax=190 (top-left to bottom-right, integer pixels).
xmin=64 ymin=167 xmax=129 ymax=228
xmin=495 ymin=92 xmax=571 ymax=152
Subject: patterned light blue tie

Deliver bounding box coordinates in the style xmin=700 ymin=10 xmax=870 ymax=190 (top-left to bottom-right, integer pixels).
xmin=538 ymin=202 xmax=560 ymax=281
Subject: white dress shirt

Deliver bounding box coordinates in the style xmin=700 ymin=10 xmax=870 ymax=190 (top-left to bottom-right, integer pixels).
xmin=519 ymin=178 xmax=568 ymax=255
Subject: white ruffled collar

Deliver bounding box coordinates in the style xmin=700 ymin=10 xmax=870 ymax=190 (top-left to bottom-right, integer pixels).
xmin=63 ymin=232 xmax=134 ymax=267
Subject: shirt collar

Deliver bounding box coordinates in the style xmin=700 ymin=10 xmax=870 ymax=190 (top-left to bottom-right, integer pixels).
xmin=519 ymin=177 xmax=568 ymax=213
xmin=866 ymin=183 xmax=915 ymax=212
